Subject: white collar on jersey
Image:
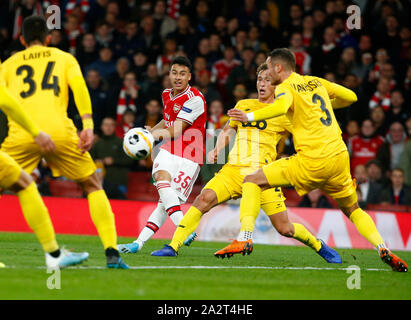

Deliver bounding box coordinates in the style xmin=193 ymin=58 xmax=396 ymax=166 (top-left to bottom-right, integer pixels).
xmin=168 ymin=85 xmax=191 ymax=100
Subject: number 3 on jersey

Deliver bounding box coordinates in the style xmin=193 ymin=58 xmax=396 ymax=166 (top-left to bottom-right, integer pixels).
xmin=312 ymin=93 xmax=332 ymax=126
xmin=16 ymin=61 xmax=60 ymax=98
xmin=173 ymin=171 xmax=191 ymax=189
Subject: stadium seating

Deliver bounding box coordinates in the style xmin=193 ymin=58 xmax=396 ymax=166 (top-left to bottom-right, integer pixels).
xmin=366 ymin=204 xmax=409 ymax=212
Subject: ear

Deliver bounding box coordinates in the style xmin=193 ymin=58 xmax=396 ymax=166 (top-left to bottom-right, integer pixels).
xmin=188 ymin=72 xmax=192 ymax=81
xmin=44 ymin=34 xmax=51 ymax=46
xmin=19 ymin=35 xmax=27 ymax=47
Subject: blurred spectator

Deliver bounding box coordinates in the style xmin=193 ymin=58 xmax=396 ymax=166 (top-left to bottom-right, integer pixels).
xmin=131 ymin=50 xmax=148 ymax=78
xmin=233 ymin=29 xmax=248 ymax=53
xmin=167 ymin=14 xmax=197 ymax=57
xmin=348 ymin=119 xmax=384 ymax=172
xmin=226 ymin=47 xmax=256 ymax=93
xmin=342 ymin=120 xmax=359 ymax=144
xmin=115 ymin=71 xmax=141 ymax=135
xmin=206 ymin=100 xmax=229 ymax=134
xmin=289 ymin=32 xmax=311 ymax=75
xmin=365 ymin=159 xmax=385 ymax=185
xmin=232 ymin=83 xmax=248 ymax=105
xmin=86 ymin=69 xmax=109 ymax=136
xmin=247 ymin=26 xmax=263 ymax=52
xmin=193 ymin=0 xmax=211 ymax=36
xmin=368 ymin=48 xmax=389 ymax=83
xmin=64 ymin=14 xmax=83 ymax=55
xmin=135 ymin=99 xmax=162 ymax=129
xmin=192 ymin=56 xmax=208 ymax=85
xmin=386 ymin=90 xmax=410 ymax=126
xmin=369 ymin=77 xmax=391 ymax=111
xmin=377 ymin=122 xmax=408 ymax=174
xmin=115 ymin=109 xmax=136 ymax=139
xmin=90 ymin=117 xmax=134 ymax=199
xmin=212 ymin=46 xmax=241 ymax=100
xmin=399 ymin=140 xmax=411 ymax=186
xmin=76 ymin=33 xmax=99 ymax=72
xmin=336 ymin=47 xmax=357 ymax=80
xmin=107 ymin=57 xmax=130 ymax=94
xmin=370 ymin=106 xmax=388 ymax=137
xmin=94 ymin=20 xmax=113 ymax=48
xmin=47 ymin=29 xmax=69 ymax=52
xmin=113 ymin=20 xmax=140 ymax=61
xmin=138 ymin=15 xmax=161 ymax=59
xmin=406 ymin=118 xmax=411 ymax=137
xmin=153 ymin=0 xmax=177 ymax=40
xmin=298 ymin=189 xmax=333 ymax=208
xmin=196 ymin=70 xmax=221 ymax=105
xmin=257 ymin=9 xmax=279 ymax=49
xmin=352 ymin=52 xmax=373 ymax=84
xmin=236 ymin=0 xmax=259 ymax=29
xmin=86 ymin=47 xmax=116 ymax=79
xmin=301 ymin=15 xmax=318 ymax=48
xmin=379 ymin=168 xmax=411 ymax=205
xmin=281 ymin=3 xmax=303 ymax=41
xmin=311 ymin=26 xmax=341 ymax=75
xmin=86 ymin=0 xmax=109 ymax=31
xmin=156 ymin=37 xmax=177 ymax=73
xmin=354 ymin=164 xmax=382 ymax=208
xmin=140 ymin=63 xmax=162 ymax=103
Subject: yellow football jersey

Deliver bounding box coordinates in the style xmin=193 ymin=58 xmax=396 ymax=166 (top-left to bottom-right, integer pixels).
xmin=228 ymin=99 xmax=292 ymax=169
xmin=0 ymin=45 xmax=83 ymax=141
xmin=275 ymin=72 xmax=347 ymax=159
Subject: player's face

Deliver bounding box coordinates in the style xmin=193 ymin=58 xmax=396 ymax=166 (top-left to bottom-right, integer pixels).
xmin=257 ymin=69 xmax=275 ymax=100
xmin=169 ymin=64 xmax=191 ymax=92
xmin=266 ymin=57 xmax=281 ymax=85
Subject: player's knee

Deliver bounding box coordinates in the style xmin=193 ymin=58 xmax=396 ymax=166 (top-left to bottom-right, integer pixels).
xmin=79 ymin=172 xmax=102 ymax=195
xmin=276 ymin=223 xmax=294 ymax=237
xmin=194 ymin=190 xmax=217 ymax=212
xmin=10 ymin=170 xmax=33 ymax=193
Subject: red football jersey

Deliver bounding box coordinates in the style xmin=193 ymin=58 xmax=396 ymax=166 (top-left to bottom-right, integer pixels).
xmin=349 ymin=135 xmax=385 ymax=170
xmin=160 ymin=85 xmax=206 ymax=164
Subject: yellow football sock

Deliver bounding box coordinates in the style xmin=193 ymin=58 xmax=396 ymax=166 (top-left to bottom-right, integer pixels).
xmin=169 ymin=206 xmax=202 ymax=252
xmin=293 ymin=223 xmax=322 ymax=252
xmin=349 ymin=208 xmax=385 ymax=248
xmin=239 ymin=182 xmax=262 ymax=232
xmin=17 ymin=182 xmax=58 ymax=253
xmin=88 ymin=190 xmax=117 ymax=250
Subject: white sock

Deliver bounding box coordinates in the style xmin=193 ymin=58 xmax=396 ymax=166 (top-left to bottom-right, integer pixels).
xmin=237 ymin=230 xmax=253 ymax=241
xmin=156 ymin=180 xmax=184 ymax=226
xmin=136 ymin=202 xmax=167 ymax=249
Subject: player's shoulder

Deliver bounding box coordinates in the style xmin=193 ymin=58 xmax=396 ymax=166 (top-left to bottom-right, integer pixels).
xmin=188 ymin=86 xmax=205 ymax=99
xmin=235 ymin=99 xmax=257 ymax=110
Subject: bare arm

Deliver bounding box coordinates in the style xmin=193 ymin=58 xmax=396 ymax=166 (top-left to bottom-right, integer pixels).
xmin=151 ymin=119 xmax=190 ymax=141
xmin=207 ymin=122 xmax=237 ymax=163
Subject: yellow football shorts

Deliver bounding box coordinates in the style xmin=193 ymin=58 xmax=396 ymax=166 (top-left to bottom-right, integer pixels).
xmin=262 ymin=150 xmax=357 ymax=207
xmin=204 ymin=164 xmax=286 ymax=216
xmin=0 ymin=150 xmax=22 ymax=189
xmin=1 ymin=135 xmax=96 ymax=183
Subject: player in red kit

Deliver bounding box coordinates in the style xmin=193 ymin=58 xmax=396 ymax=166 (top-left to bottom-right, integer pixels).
xmin=118 ymin=56 xmax=206 ymax=254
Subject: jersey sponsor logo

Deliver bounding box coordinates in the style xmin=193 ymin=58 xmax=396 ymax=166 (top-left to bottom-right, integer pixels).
xmin=241 ymin=120 xmax=267 ymax=130
xmin=182 ymin=106 xmax=192 ymax=113
xmin=173 ymin=103 xmax=181 ymax=113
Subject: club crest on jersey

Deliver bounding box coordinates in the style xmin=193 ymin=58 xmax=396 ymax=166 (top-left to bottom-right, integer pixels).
xmin=173 ymin=104 xmax=182 ymax=113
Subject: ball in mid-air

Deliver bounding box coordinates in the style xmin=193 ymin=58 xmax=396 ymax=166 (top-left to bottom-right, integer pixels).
xmin=123 ymin=127 xmax=154 ymax=160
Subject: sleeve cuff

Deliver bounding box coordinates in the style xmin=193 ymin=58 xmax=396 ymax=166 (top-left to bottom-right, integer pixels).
xmin=246 ymin=112 xmax=255 ymax=122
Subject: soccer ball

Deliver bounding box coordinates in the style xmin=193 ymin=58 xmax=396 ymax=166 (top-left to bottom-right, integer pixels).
xmin=123 ymin=127 xmax=154 ymax=160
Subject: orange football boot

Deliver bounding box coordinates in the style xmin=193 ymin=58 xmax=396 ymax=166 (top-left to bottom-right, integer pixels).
xmin=379 ymin=248 xmax=408 ymax=272
xmin=214 ymin=239 xmax=253 ymax=258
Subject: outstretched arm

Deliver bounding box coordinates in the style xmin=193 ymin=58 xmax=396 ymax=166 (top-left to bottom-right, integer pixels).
xmin=207 ymin=122 xmax=237 ymax=163
xmin=0 ymin=86 xmax=55 ymax=152
xmin=228 ymin=86 xmax=293 ymax=122
xmin=318 ymin=78 xmax=358 ymax=109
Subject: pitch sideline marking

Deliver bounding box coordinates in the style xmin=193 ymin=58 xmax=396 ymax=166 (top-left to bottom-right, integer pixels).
xmin=3 ymin=265 xmax=390 ymax=271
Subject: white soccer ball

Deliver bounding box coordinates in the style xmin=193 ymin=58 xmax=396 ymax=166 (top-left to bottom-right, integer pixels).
xmin=123 ymin=127 xmax=154 ymax=160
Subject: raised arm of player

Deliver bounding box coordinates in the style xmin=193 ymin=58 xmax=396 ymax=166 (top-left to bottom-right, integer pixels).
xmin=0 ymin=86 xmax=55 ymax=152
xmin=207 ymin=121 xmax=237 ymax=163
xmin=317 ymin=77 xmax=358 ymax=109
xmin=228 ymin=85 xmax=293 ymax=122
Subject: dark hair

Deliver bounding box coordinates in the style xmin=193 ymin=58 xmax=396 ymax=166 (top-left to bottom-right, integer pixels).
xmin=22 ymin=16 xmax=48 ymax=44
xmin=170 ymin=56 xmax=192 ymax=72
xmin=269 ymin=48 xmax=296 ymax=71
xmin=392 ymin=168 xmax=405 ymax=175
xmin=256 ymin=62 xmax=268 ymax=75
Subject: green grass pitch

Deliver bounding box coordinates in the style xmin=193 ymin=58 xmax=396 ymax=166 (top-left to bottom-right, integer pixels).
xmin=0 ymin=232 xmax=410 ymax=300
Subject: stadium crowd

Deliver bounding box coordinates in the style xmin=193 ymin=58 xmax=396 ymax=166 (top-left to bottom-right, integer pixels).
xmin=0 ymin=0 xmax=410 ymax=208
